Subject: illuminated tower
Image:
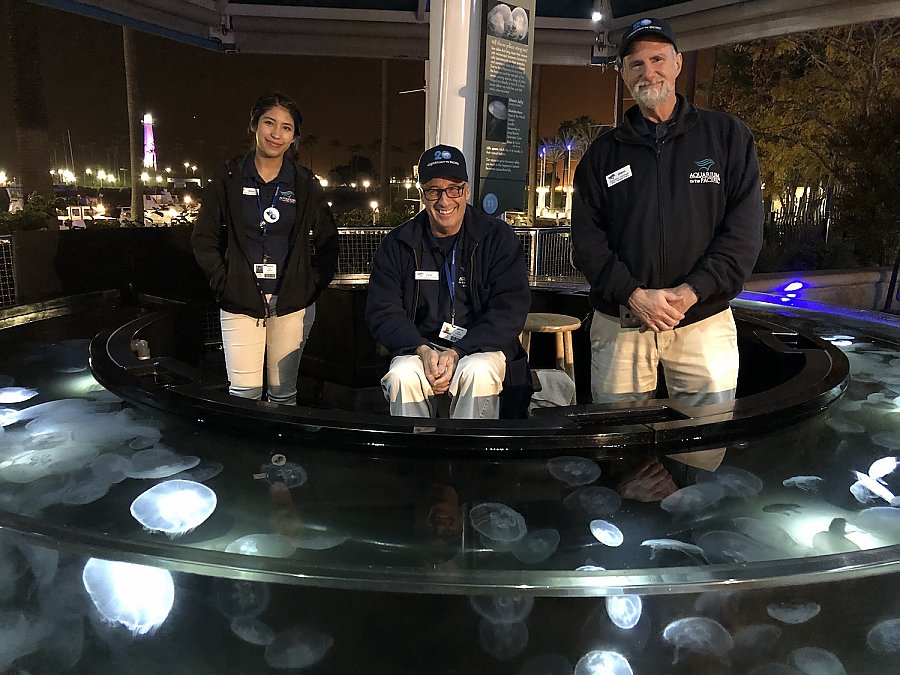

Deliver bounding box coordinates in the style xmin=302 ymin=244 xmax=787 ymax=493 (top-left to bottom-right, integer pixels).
xmin=142 ymin=113 xmax=157 ymax=171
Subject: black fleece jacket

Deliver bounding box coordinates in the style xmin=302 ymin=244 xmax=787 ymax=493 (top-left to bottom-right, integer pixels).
xmin=191 ymin=156 xmax=339 ymax=318
xmin=571 ymin=95 xmax=763 ymax=324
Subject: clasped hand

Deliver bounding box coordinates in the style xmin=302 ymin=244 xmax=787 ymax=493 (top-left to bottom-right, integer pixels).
xmin=415 ymin=345 xmax=460 ymax=395
xmin=628 ymin=283 xmax=698 ymax=333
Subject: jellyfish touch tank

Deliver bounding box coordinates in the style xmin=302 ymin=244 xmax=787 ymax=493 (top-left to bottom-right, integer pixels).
xmin=0 ymin=288 xmax=896 ymax=675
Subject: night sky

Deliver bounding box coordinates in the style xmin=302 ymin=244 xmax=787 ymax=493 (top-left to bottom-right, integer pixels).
xmin=0 ymin=3 xmax=617 ymax=180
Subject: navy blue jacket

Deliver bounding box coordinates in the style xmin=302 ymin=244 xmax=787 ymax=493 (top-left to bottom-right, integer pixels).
xmin=191 ymin=156 xmax=338 ymax=318
xmin=365 ymin=206 xmax=533 ymax=414
xmin=571 ymin=95 xmax=763 ymax=324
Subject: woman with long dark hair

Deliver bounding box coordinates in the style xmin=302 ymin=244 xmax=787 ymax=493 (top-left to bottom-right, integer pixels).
xmin=192 ymin=92 xmax=338 ymax=405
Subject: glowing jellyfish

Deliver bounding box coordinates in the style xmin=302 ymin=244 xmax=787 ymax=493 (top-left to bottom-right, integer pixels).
xmin=130 ymin=480 xmax=217 ymax=536
xmin=662 ymin=617 xmax=733 ymax=664
xmin=547 ymin=456 xmax=601 ymax=486
xmin=0 ymin=387 xmax=38 ymax=404
xmin=782 ymin=475 xmax=824 ymax=492
xmin=225 ymin=534 xmax=296 ymax=558
xmin=172 ymin=460 xmax=224 ymax=483
xmin=509 ymin=6 xmax=529 ymax=41
xmin=574 ymin=650 xmax=633 ymax=675
xmin=0 ymin=408 xmax=17 ymax=426
xmin=563 ymin=486 xmax=621 ymax=516
xmin=127 ymin=447 xmax=200 ymax=479
xmin=258 ymin=461 xmax=308 ymax=489
xmin=478 ymin=619 xmax=528 ymax=660
xmin=697 ymin=465 xmax=763 ymax=498
xmin=512 ymin=528 xmax=560 ymax=564
xmin=788 ymin=647 xmax=846 ymax=675
xmin=214 ymin=579 xmax=271 ymax=618
xmin=852 ymin=471 xmax=896 ymax=504
xmin=696 ymin=531 xmax=777 ymax=564
xmin=470 ymin=594 xmax=534 ymax=624
xmin=766 ymin=600 xmax=820 ymax=624
xmin=264 ymin=627 xmax=333 ymax=669
xmin=487 ymin=3 xmax=512 ymax=37
xmin=470 ymin=502 xmax=528 ymax=542
xmin=850 ymin=480 xmax=880 ymax=504
xmin=589 ymin=519 xmax=623 ymax=547
xmin=81 ymin=558 xmax=174 ymax=635
xmin=575 ymin=564 xmax=606 ymax=572
xmin=869 ymin=455 xmax=900 ymax=479
xmin=60 ymin=477 xmax=112 ymax=505
xmin=128 ymin=431 xmax=163 ymax=450
xmin=855 ymin=506 xmax=900 ymax=539
xmin=872 ymin=433 xmax=900 ymax=451
xmin=488 ymin=99 xmax=508 ymax=121
xmin=606 ymin=594 xmax=642 ymax=630
xmin=231 ymin=616 xmax=276 ymax=646
xmin=640 ymin=538 xmax=706 ymax=562
xmin=867 ymin=618 xmax=900 ymax=654
xmin=660 ymin=483 xmax=725 ymax=513
xmin=826 ymin=417 xmax=865 ymax=434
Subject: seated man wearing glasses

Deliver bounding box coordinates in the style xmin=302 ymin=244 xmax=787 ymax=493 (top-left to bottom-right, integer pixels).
xmin=365 ymin=144 xmax=531 ymax=419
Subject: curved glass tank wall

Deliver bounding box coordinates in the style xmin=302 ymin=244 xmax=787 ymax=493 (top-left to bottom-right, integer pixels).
xmin=1 ymin=294 xmax=900 ymax=674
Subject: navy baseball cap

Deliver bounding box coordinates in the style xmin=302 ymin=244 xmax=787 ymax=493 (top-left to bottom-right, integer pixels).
xmin=417 ymin=145 xmax=469 ymax=185
xmin=618 ymin=17 xmax=678 ymax=59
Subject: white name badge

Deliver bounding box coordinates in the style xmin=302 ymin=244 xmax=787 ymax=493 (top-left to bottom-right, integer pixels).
xmin=606 ymin=165 xmax=632 ymax=187
xmin=254 ymin=263 xmax=277 ymax=280
xmin=439 ymin=322 xmax=467 ymax=342
xmin=415 ymin=270 xmax=440 ymax=281
xmin=242 ymin=187 xmax=258 ymax=196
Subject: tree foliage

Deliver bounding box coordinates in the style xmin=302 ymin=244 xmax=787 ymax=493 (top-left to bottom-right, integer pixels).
xmin=709 ymin=20 xmax=900 ymax=267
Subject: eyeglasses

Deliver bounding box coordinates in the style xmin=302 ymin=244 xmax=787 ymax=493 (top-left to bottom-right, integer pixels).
xmin=421 ymin=184 xmax=466 ymax=201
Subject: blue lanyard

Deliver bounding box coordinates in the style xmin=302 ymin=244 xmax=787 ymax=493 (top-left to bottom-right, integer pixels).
xmin=255 ymin=183 xmax=281 ymax=234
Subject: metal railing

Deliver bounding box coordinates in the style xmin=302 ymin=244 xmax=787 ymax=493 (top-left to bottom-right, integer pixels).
xmin=0 ymin=237 xmax=16 ymax=308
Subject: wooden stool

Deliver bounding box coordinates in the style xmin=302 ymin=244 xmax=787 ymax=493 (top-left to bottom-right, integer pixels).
xmin=520 ymin=312 xmax=581 ymax=404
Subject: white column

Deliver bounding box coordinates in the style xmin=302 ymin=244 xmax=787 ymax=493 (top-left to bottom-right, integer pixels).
xmin=427 ymin=0 xmax=482 ymax=186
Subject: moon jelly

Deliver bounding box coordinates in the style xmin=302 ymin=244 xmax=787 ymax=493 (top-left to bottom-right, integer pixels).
xmin=512 ymin=528 xmax=560 ymax=564
xmin=547 ymin=456 xmax=602 ymax=486
xmin=867 ymin=617 xmax=900 ymax=654
xmin=662 ymin=617 xmax=733 ymax=664
xmin=698 ymin=465 xmax=763 ymax=498
xmin=826 ymin=417 xmax=865 ymax=434
xmin=231 ymin=616 xmax=275 ymax=646
xmin=589 ymin=519 xmax=624 ymax=547
xmin=225 ymin=534 xmax=297 ymax=558
xmin=868 ymin=455 xmax=899 ymax=479
xmin=0 ymin=387 xmax=38 ymax=404
xmin=264 ymin=627 xmax=333 ymax=670
xmin=563 ymin=486 xmax=621 ymax=516
xmin=660 ymin=483 xmax=725 ymax=513
xmin=766 ymin=600 xmax=821 ymax=624
xmin=782 ymin=475 xmax=824 ymax=492
xmin=130 ymin=480 xmax=217 ymax=536
xmin=872 ymin=433 xmax=900 ymax=451
xmin=640 ymin=538 xmax=706 ymax=562
xmin=606 ymin=594 xmax=642 ymax=630
xmin=469 ymin=502 xmax=527 ymax=542
xmin=478 ymin=619 xmax=529 ymax=660
xmin=788 ymin=647 xmax=846 ymax=675
xmin=470 ymin=594 xmax=534 ymax=624
xmin=81 ymin=558 xmax=174 ymax=635
xmin=574 ymin=650 xmax=633 ymax=675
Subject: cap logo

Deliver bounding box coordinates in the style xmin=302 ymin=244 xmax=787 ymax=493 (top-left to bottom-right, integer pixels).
xmin=434 ymin=151 xmax=443 ymax=160
xmin=634 ymin=18 xmax=652 ymax=29
xmin=441 ymin=150 xmax=451 ymax=159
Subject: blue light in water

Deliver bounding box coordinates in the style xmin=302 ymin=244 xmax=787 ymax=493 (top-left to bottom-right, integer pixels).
xmin=784 ymin=281 xmax=804 ymax=292
xmin=780 ymin=297 xmax=791 ymax=303
xmin=786 ymin=293 xmax=797 ymax=298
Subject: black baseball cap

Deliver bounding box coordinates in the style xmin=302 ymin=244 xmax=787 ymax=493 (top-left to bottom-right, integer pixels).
xmin=417 ymin=145 xmax=469 ymax=185
xmin=618 ymin=17 xmax=678 ymax=59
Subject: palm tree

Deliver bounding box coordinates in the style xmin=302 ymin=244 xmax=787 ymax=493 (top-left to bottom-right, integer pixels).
xmin=541 ymin=141 xmax=565 ymax=210
xmin=123 ymin=27 xmax=143 ymax=224
xmin=326 ymin=138 xmax=342 ymax=173
xmin=2 ymin=0 xmax=54 ymax=212
xmin=348 ymin=143 xmax=363 ymax=181
xmin=301 ymin=134 xmax=318 ymax=171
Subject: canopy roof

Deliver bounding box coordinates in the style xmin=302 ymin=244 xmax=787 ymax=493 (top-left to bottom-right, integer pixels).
xmin=36 ymin=0 xmax=900 ymax=64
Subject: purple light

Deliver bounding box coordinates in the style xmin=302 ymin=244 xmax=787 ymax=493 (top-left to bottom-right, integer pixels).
xmin=784 ymin=281 xmax=804 ymax=292
xmin=566 ymin=142 xmax=573 ymax=151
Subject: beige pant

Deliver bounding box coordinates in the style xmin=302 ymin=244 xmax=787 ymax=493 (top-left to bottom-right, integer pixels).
xmin=590 ymin=307 xmax=738 ymax=406
xmin=381 ymin=351 xmax=506 ymax=419
xmin=220 ymin=297 xmax=315 ymax=405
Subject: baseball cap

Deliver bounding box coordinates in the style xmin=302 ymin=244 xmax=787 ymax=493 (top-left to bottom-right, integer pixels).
xmin=417 ymin=145 xmax=468 ymax=185
xmin=618 ymin=17 xmax=678 ymax=59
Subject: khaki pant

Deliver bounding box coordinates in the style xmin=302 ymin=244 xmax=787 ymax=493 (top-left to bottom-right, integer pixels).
xmin=590 ymin=307 xmax=738 ymax=406
xmin=220 ymin=297 xmax=315 ymax=405
xmin=381 ymin=351 xmax=506 ymax=419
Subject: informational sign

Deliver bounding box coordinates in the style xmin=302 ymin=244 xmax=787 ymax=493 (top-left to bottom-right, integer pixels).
xmin=476 ymin=0 xmax=535 ymax=216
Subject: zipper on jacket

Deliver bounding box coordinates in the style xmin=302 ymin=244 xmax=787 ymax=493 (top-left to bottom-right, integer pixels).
xmin=656 ymin=140 xmax=668 ymax=279
xmin=412 ymin=247 xmax=420 ymax=319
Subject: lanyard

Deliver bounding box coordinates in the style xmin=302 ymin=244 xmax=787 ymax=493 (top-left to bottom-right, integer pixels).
xmin=444 ymin=241 xmax=458 ymax=323
xmin=255 ymin=183 xmax=281 ymax=233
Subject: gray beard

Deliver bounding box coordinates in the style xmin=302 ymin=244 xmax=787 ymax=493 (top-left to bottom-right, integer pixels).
xmin=633 ymin=80 xmax=674 ymax=110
